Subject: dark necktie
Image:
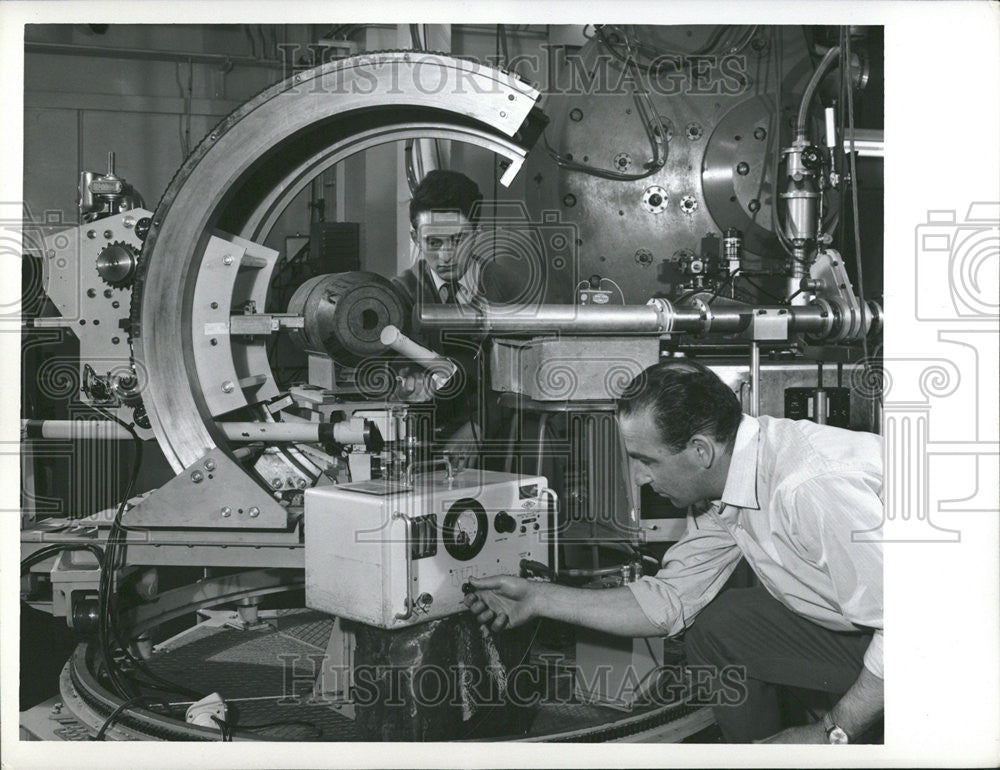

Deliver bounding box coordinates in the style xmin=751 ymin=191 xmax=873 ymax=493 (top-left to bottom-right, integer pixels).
xmin=441 ymin=282 xmax=460 ymax=304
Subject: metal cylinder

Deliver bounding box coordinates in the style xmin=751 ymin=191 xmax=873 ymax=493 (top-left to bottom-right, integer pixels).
xmin=749 ymin=342 xmax=760 ymax=417
xmin=286 ymin=271 xmax=405 ymax=362
xmin=419 ymin=300 xmax=870 ymax=340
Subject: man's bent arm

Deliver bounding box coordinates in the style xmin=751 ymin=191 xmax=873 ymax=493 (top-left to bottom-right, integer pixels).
xmin=531 ymin=581 xmax=665 ymax=637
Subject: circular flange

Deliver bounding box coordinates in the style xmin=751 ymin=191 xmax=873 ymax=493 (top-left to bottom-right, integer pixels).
xmin=641 ymin=186 xmax=669 ymax=214
xmin=130 ymin=52 xmax=539 ymax=472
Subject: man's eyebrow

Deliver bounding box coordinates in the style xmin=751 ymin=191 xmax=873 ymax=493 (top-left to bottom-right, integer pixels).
xmin=627 ymin=451 xmax=656 ymax=463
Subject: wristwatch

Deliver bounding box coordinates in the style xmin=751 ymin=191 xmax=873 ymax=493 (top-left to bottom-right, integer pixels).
xmin=823 ymin=711 xmax=851 ymax=744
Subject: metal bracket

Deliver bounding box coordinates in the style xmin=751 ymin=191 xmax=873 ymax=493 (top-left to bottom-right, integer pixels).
xmin=125 ymin=450 xmax=289 ymax=529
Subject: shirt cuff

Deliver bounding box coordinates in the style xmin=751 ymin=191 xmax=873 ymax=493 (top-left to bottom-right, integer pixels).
xmin=626 ymin=577 xmax=682 ymax=636
xmin=863 ymin=629 xmax=883 ymax=679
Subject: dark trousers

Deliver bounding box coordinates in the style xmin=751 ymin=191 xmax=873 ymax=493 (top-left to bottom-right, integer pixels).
xmin=683 ymin=585 xmax=873 ymax=742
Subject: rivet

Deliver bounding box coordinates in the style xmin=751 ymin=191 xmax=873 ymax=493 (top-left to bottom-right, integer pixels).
xmin=222 ymin=381 xmax=235 ymax=393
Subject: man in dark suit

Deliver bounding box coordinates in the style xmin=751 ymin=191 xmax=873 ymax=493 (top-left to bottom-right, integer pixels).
xmin=391 ymin=170 xmax=511 ymax=450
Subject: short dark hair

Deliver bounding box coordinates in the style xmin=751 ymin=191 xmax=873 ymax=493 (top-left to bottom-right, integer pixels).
xmin=409 ymin=169 xmax=483 ymax=227
xmin=617 ymin=359 xmax=743 ymax=453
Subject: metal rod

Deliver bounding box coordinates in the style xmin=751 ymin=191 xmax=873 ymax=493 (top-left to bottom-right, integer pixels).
xmin=419 ymin=302 xmax=862 ymax=339
xmin=25 ymin=41 xmax=284 ymax=69
xmin=749 ymin=342 xmax=761 ymax=417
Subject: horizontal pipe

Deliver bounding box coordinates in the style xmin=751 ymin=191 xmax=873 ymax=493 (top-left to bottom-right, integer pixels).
xmin=25 ymin=41 xmax=284 ymax=69
xmin=22 ymin=419 xmax=132 ymax=440
xmin=21 ymin=418 xmax=364 ymax=445
xmin=419 ymin=302 xmax=850 ymax=337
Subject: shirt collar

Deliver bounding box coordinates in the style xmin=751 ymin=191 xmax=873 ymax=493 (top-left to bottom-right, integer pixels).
xmin=425 ymin=259 xmax=480 ymax=301
xmin=720 ymin=414 xmax=761 ymax=510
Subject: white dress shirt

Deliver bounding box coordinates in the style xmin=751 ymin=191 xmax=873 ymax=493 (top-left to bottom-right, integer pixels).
xmin=627 ymin=414 xmax=885 ymax=678
xmin=427 ymin=260 xmax=482 ymax=305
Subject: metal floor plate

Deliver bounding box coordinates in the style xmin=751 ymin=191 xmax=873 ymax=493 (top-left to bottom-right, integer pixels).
xmin=138 ymin=609 xmax=704 ymax=742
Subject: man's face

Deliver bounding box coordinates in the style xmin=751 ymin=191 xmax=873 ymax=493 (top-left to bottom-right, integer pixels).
xmin=619 ymin=408 xmax=709 ymax=509
xmin=412 ymin=210 xmax=477 ymax=282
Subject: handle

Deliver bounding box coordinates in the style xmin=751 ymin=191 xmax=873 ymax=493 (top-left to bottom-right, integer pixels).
xmin=539 ymin=488 xmax=559 ymax=577
xmin=392 ymin=511 xmax=415 ymax=621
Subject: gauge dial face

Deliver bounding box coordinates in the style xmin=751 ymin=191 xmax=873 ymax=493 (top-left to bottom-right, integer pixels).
xmin=443 ymin=498 xmax=488 ymax=561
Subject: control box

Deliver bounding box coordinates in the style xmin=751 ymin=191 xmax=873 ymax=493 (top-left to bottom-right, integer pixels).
xmin=305 ymin=469 xmax=552 ymax=628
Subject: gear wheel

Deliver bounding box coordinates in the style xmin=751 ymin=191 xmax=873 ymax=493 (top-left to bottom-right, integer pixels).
xmin=96 ymin=240 xmax=138 ymax=289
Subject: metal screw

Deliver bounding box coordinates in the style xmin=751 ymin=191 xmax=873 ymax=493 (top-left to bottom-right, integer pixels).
xmin=210 ymin=301 xmax=219 ymax=309
xmin=736 ymin=162 xmax=750 ymax=176
xmin=87 ymin=288 xmax=97 ymax=298
xmin=748 ymin=199 xmax=761 ymax=212
xmin=223 ymin=255 xmax=234 ymax=265
xmin=754 ymin=127 xmax=767 ymax=140
xmin=222 ymin=381 xmax=235 ymax=393
xmin=248 ymin=507 xmax=260 ymax=518
xmin=191 ymin=470 xmax=204 ymax=483
xmin=221 ymin=507 xmax=232 ymax=517
xmin=104 ymin=289 xmax=113 ymax=298
xmin=507 ymin=93 xmax=515 ymax=101
xmin=204 ymin=459 xmax=216 ymax=471
xmin=210 ymin=338 xmax=218 ymax=346
xmin=103 ymin=230 xmax=113 ymax=239
xmin=499 ymin=111 xmax=507 ymax=118
xmin=271 ymin=477 xmax=283 ymax=489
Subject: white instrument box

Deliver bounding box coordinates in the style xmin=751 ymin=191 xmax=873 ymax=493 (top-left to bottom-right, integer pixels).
xmin=305 ymin=469 xmax=552 ymax=628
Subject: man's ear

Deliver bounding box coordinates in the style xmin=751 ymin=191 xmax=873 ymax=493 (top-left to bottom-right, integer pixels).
xmin=688 ymin=434 xmax=716 ymax=469
xmin=410 ymin=228 xmax=418 ymax=243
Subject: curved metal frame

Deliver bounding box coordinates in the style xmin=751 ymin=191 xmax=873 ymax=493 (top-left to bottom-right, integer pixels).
xmin=132 ymin=52 xmax=541 ymax=472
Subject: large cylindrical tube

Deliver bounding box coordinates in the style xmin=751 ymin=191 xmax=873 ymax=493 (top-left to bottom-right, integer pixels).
xmin=419 ymin=300 xmax=878 ymax=341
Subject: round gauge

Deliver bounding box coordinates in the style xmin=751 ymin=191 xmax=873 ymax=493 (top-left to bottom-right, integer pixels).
xmin=442 ymin=498 xmax=489 ymax=561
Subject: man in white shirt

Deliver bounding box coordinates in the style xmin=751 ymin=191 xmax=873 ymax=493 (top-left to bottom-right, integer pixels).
xmin=464 ymin=359 xmax=884 ymax=743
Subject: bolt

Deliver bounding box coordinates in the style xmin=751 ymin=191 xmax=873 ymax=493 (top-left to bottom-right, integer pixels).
xmin=191 ymin=470 xmax=204 ymax=483
xmin=87 ymin=288 xmax=97 ymax=298
xmin=204 ymin=459 xmax=216 ymax=471
xmin=223 ymin=255 xmax=234 ymax=265
xmin=87 ymin=230 xmax=96 ymax=239
xmin=748 ymin=199 xmax=761 ymax=213
xmin=754 ymin=127 xmax=767 ymax=140
xmin=112 ymin=336 xmax=120 ymax=344
xmin=210 ymin=338 xmax=218 ymax=346
xmin=103 ymin=230 xmax=113 ymax=239
xmin=248 ymin=507 xmax=260 ymax=518
xmin=222 ymin=380 xmax=235 ymax=393
xmin=211 ymin=301 xmax=219 ymax=309
xmin=123 ymin=216 xmax=135 ymax=229
xmin=221 ymin=507 xmax=232 ymax=517
xmin=297 ymin=477 xmax=308 ymax=489
xmin=271 ymin=477 xmax=283 ymax=489
xmin=112 ymin=300 xmax=120 ymax=308
xmin=736 ymin=161 xmax=750 ymax=176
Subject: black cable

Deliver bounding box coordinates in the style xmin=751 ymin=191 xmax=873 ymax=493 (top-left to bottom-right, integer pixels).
xmin=739 ymin=275 xmax=787 ymax=303
xmin=543 ymin=26 xmax=666 ymax=182
xmin=844 ymin=31 xmax=875 ymax=398
xmin=20 ymin=543 xmax=104 ymax=575
xmin=93 ymin=695 xmax=171 ymax=740
xmin=88 ymin=406 xmax=204 ymax=701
